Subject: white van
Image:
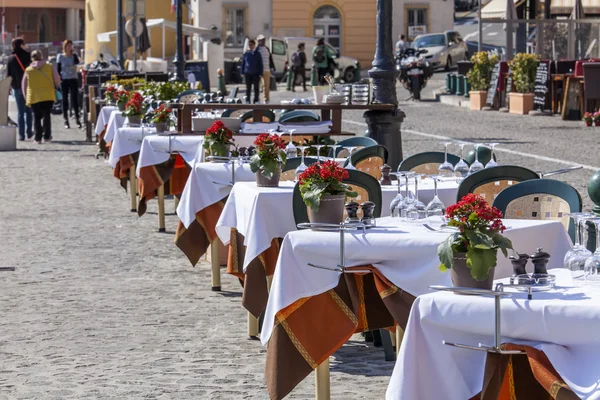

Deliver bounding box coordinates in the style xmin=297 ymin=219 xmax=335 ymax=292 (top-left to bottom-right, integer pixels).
xmin=242 ymin=36 xmax=360 ymax=83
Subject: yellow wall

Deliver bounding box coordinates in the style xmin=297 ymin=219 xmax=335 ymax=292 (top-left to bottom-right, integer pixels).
xmin=272 ymin=0 xmax=376 ymax=67
xmin=85 ymin=0 xmax=187 ymax=65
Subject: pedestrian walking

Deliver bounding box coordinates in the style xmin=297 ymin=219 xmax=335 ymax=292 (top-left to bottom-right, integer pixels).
xmin=291 ymin=43 xmax=307 ymax=92
xmin=313 ymin=38 xmax=335 ymax=85
xmin=6 ymin=38 xmax=32 ymax=141
xmin=241 ymin=39 xmax=263 ymax=104
xmin=395 ymin=34 xmax=410 ymax=54
xmin=57 ymin=39 xmax=82 ymax=129
xmin=256 ymin=34 xmax=275 ymax=103
xmin=22 ymin=50 xmax=61 ymax=144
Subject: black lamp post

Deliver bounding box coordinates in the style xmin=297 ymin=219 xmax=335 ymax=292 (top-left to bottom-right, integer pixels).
xmin=173 ymin=0 xmax=185 ymax=81
xmin=365 ymin=0 xmax=405 ymax=170
xmin=116 ymin=0 xmax=124 ymax=68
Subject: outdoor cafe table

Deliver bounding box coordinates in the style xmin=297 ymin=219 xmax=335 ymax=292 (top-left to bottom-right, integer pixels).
xmin=388 ymin=269 xmax=600 ymax=400
xmin=135 ymin=135 xmax=204 ymax=231
xmin=95 ymin=105 xmax=118 ymax=137
xmin=260 ymin=217 xmax=571 ymax=400
xmin=102 ymin=110 xmax=126 ymax=144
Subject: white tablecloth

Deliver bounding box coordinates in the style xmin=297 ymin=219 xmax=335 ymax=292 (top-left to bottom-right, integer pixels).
xmin=388 ymin=269 xmax=600 ymax=400
xmin=108 ymin=127 xmax=156 ymax=168
xmin=261 ymin=218 xmax=571 ymax=345
xmin=136 ymin=136 xmax=205 ymax=177
xmin=95 ymin=106 xmax=118 ymax=135
xmin=176 ymin=162 xmax=256 ymax=228
xmin=103 ymin=111 xmax=126 ymax=143
xmin=215 ymin=182 xmax=400 ymax=272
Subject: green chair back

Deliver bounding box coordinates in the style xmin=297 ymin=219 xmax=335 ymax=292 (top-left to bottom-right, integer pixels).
xmin=398 ymin=151 xmax=461 ymax=175
xmin=292 ymin=169 xmax=382 ymax=226
xmin=176 ymin=89 xmax=204 ymax=103
xmin=492 ymin=179 xmax=582 ymax=242
xmin=343 ymin=145 xmax=388 ymax=181
xmin=332 ymin=137 xmax=378 ymax=157
xmin=465 ymin=146 xmax=496 ymax=166
xmin=240 ymin=110 xmax=276 ymax=122
xmin=280 ymin=157 xmax=319 ymax=181
xmin=279 ymin=110 xmax=320 ymax=123
xmin=456 ymin=165 xmax=540 ymax=203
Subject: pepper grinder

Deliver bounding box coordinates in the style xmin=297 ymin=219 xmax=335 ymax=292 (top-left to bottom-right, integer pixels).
xmin=530 ymin=247 xmax=551 ymax=275
xmin=345 ymin=201 xmax=360 ymax=224
xmin=360 ymin=201 xmax=376 ymax=227
xmin=509 ymin=253 xmax=529 ymax=284
xmin=380 ymin=164 xmax=392 ymax=186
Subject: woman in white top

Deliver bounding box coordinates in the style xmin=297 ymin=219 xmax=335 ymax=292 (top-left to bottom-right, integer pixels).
xmin=57 ymin=40 xmax=81 ymax=129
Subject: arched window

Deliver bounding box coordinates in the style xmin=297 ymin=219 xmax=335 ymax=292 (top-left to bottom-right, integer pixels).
xmin=313 ymin=5 xmax=341 ymax=53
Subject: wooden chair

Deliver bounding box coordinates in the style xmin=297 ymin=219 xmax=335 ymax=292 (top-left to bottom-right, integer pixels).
xmin=398 ymin=151 xmax=460 ymax=174
xmin=493 ymin=179 xmax=582 ymax=242
xmin=583 ymin=63 xmax=600 ymax=113
xmin=280 ymin=157 xmax=319 ymax=181
xmin=278 ymin=110 xmax=320 ymax=123
xmin=465 ymin=146 xmax=496 ymax=166
xmin=176 ymin=89 xmax=204 ymax=104
xmin=240 ymin=110 xmax=276 ymax=123
xmin=332 ymin=136 xmax=378 ymax=158
xmin=344 ymin=145 xmax=388 ymax=181
xmin=456 ymin=165 xmax=540 ymax=203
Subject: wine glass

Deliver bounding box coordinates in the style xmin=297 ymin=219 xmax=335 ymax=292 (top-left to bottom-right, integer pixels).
xmin=314 ymin=144 xmax=325 ymax=163
xmin=584 ymin=218 xmax=600 ymax=286
xmin=468 ymin=144 xmax=485 ymax=175
xmin=564 ymin=213 xmax=595 ymax=282
xmin=329 ymin=144 xmax=341 ymax=160
xmin=285 ymin=129 xmax=298 ymax=159
xmin=295 ymin=146 xmax=309 ymax=180
xmin=485 ymin=143 xmax=499 ymax=168
xmin=389 ymin=172 xmax=405 ymax=217
xmin=395 ymin=172 xmax=414 ymax=220
xmin=454 ymin=144 xmax=469 ymax=178
xmin=426 ymin=176 xmax=446 ymax=224
xmin=438 ymin=142 xmax=455 ymax=177
xmin=345 ymin=146 xmax=358 ymax=169
xmin=406 ymin=174 xmax=426 ymax=221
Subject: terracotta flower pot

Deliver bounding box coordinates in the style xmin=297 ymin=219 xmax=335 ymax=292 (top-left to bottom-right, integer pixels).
xmin=210 ymin=143 xmax=230 ymax=159
xmin=256 ymin=165 xmax=281 ymax=187
xmin=118 ymin=102 xmax=126 ymax=111
xmin=450 ymin=252 xmax=496 ymax=290
xmin=307 ymin=194 xmax=345 ymax=225
xmin=127 ymin=115 xmax=141 ymax=125
xmin=154 ymin=122 xmax=168 ymax=133
xmin=585 ymin=120 xmax=593 ymax=127
xmin=508 ymin=93 xmax=534 ymax=115
xmin=469 ymin=90 xmax=488 ymax=111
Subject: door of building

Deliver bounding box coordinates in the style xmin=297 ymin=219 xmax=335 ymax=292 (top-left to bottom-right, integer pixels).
xmin=406 ymin=8 xmax=428 ymax=41
xmin=313 ymin=5 xmax=342 ymax=54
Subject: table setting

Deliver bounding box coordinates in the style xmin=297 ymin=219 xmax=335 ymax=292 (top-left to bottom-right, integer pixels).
xmin=102 ymin=110 xmax=126 ymax=144
xmin=95 ymin=105 xmax=118 ymax=137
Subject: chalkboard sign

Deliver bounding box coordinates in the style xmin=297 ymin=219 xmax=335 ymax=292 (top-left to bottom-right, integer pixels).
xmin=486 ymin=63 xmax=500 ymax=107
xmin=533 ymin=62 xmax=550 ymax=110
xmin=504 ymin=68 xmax=512 ymax=108
xmin=184 ymin=61 xmax=210 ymax=92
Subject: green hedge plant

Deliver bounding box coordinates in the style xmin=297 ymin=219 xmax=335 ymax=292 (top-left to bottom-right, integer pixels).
xmin=467 ymin=52 xmax=499 ymax=91
xmin=509 ymin=53 xmax=540 ymax=94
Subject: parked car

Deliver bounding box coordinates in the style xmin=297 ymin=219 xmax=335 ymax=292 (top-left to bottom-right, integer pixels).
xmin=455 ymin=0 xmax=475 ymax=11
xmin=411 ymin=31 xmax=469 ymax=71
xmin=242 ymin=36 xmax=361 ymax=83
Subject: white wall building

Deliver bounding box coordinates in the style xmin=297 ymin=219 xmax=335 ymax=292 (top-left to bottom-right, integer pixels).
xmin=393 ymin=0 xmax=455 ymax=43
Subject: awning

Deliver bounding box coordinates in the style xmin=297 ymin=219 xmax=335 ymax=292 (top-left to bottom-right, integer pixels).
xmin=97 ymin=19 xmax=217 ymax=43
xmin=481 ymin=0 xmax=524 ymax=19
xmin=551 ymin=0 xmax=600 ymax=14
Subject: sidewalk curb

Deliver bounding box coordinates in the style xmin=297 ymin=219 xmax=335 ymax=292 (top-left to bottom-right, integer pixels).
xmin=434 ymin=90 xmax=471 ymax=109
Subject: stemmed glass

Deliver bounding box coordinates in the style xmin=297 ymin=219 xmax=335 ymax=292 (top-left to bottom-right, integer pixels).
xmin=438 ymin=142 xmax=455 ymax=177
xmin=564 ymin=213 xmax=595 ymax=282
xmin=454 ymin=144 xmax=469 ymax=178
xmin=395 ymin=172 xmax=414 ymax=220
xmin=426 ymin=175 xmax=446 ymax=224
xmin=485 ymin=143 xmax=499 ymax=168
xmin=389 ymin=172 xmax=405 ymax=216
xmin=329 ymin=144 xmax=341 ymax=160
xmin=314 ymin=144 xmax=325 ymax=162
xmin=468 ymin=144 xmax=485 ymax=175
xmin=284 ymin=129 xmax=298 ymax=159
xmin=345 ymin=146 xmax=358 ymax=169
xmin=406 ymin=174 xmax=426 ymax=221
xmin=295 ymin=146 xmax=309 ymax=180
xmin=584 ymin=218 xmax=600 ymax=286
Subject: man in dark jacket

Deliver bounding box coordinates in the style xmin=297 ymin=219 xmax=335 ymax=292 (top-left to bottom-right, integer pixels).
xmin=291 ymin=43 xmax=307 ymax=92
xmin=6 ymin=38 xmax=32 ymax=140
xmin=241 ymin=40 xmax=263 ymax=104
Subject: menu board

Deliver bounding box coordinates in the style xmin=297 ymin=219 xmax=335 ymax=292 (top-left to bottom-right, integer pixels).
xmin=533 ymin=62 xmax=550 ymax=109
xmin=486 ymin=63 xmax=500 ymax=107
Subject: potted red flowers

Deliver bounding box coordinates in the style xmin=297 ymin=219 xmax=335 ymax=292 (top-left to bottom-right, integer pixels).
xmin=437 ymin=193 xmax=513 ymax=289
xmin=249 ymin=133 xmax=286 ymax=187
xmin=115 ymin=89 xmax=130 ymax=111
xmin=151 ymin=104 xmax=172 ymax=133
xmin=122 ymin=92 xmax=146 ymax=125
xmin=203 ymin=120 xmax=234 ymax=158
xmin=298 ymin=160 xmax=358 ymax=224
xmin=105 ymin=85 xmax=117 ymax=104
xmin=584 ymin=112 xmax=594 ymax=127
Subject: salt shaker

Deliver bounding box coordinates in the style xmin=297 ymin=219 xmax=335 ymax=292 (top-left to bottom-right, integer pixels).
xmin=345 ymin=201 xmax=360 ymax=224
xmin=530 ymin=247 xmax=550 ymax=275
xmin=360 ymin=201 xmax=376 ymax=227
xmin=509 ymin=253 xmax=529 ymax=284
xmin=380 ymin=164 xmax=392 ymax=186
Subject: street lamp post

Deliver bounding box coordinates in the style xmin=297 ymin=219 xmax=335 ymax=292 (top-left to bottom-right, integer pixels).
xmin=116 ymin=0 xmax=124 ymax=68
xmin=365 ymin=0 xmax=405 ymax=170
xmin=173 ymin=0 xmax=185 ymax=81
xmin=478 ymin=0 xmax=483 ymax=52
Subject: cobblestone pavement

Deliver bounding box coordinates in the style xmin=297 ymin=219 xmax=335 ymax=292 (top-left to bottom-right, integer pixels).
xmin=1 ymin=82 xmax=598 ymax=399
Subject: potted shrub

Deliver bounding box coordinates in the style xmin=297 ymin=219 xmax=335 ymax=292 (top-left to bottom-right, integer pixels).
xmin=467 ymin=52 xmax=499 ymax=111
xmin=203 ymin=120 xmax=234 ymax=158
xmin=122 ymin=92 xmax=146 ymax=125
xmin=437 ymin=194 xmax=513 ymax=289
xmin=115 ymin=89 xmax=130 ymax=111
xmin=249 ymin=133 xmax=286 ymax=187
xmin=151 ymin=104 xmax=172 ymax=133
xmin=298 ymin=161 xmax=358 ymax=224
xmin=104 ymin=85 xmax=118 ymax=104
xmin=584 ymin=112 xmax=594 ymax=127
xmin=594 ymin=111 xmax=600 ymax=126
xmin=508 ymin=53 xmax=539 ymax=115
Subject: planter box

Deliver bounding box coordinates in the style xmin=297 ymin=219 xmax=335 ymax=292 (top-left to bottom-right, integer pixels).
xmin=469 ymin=91 xmax=487 ymax=111
xmin=509 ymin=93 xmax=535 ymax=115
xmin=0 ymin=125 xmax=17 ymax=151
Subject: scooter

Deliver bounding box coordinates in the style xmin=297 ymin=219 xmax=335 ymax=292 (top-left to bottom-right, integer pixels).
xmin=396 ymin=48 xmax=433 ymax=101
